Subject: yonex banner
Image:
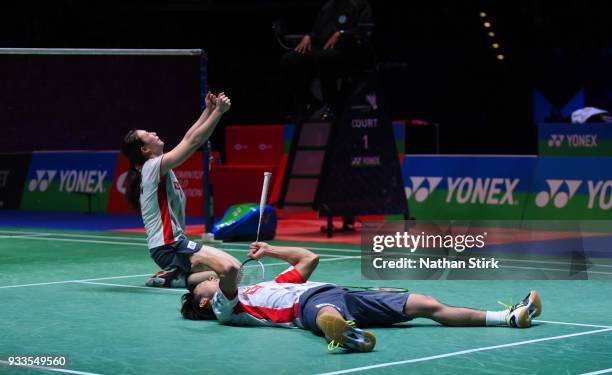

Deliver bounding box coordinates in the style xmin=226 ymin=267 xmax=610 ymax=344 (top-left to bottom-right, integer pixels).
xmin=21 ymin=151 xmax=117 ymax=212
xmin=402 ymin=155 xmax=537 ymax=219
xmin=538 ymin=123 xmax=612 ymax=156
xmin=0 ymin=153 xmax=31 ymax=209
xmin=524 ymin=156 xmax=612 ymax=219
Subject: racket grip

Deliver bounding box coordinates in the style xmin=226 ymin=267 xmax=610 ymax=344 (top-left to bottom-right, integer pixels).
xmin=259 ymin=172 xmax=272 ymax=209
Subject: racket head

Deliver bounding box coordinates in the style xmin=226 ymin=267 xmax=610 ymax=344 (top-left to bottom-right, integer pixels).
xmin=236 ymin=258 xmax=265 ymax=286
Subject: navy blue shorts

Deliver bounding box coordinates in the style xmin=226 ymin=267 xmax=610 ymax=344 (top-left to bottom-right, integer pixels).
xmin=299 ymin=286 xmax=411 ymax=333
xmin=149 ymin=238 xmax=202 ymax=274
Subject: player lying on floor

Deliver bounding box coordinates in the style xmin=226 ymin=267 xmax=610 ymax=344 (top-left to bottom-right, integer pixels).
xmin=180 ymin=243 xmax=542 ymax=352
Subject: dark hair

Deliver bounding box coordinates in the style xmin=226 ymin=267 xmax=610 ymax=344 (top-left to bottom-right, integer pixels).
xmin=120 ymin=129 xmax=146 ymax=212
xmin=181 ymin=292 xmax=217 ymax=320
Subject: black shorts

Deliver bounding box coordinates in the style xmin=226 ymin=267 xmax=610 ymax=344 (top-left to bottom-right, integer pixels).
xmin=299 ymin=286 xmax=411 ymax=333
xmin=149 ymin=238 xmax=202 ymax=274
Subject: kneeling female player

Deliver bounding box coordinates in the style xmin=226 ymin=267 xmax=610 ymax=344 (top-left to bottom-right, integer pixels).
xmin=120 ymin=91 xmax=230 ymax=287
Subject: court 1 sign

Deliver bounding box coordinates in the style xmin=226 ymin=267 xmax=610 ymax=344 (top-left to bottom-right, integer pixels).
xmin=402 ymin=155 xmax=537 ymax=219
xmin=538 ymin=123 xmax=612 ymax=156
xmin=21 ymin=151 xmax=117 ymax=212
xmin=524 ymin=156 xmax=612 ymax=219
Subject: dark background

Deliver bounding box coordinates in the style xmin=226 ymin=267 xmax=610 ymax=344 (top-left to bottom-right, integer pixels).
xmin=2 ymin=0 xmax=612 ymax=154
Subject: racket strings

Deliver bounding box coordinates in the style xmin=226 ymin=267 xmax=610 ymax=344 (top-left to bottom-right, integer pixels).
xmin=237 ymin=260 xmax=265 ymax=286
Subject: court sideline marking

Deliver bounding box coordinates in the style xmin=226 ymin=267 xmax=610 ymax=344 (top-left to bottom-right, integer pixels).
xmin=4 ymin=234 xmax=612 ymax=276
xmin=317 ymin=327 xmax=612 ymax=375
xmin=0 ymin=256 xmax=358 ymax=290
xmin=581 ymin=368 xmax=612 ymax=375
xmin=2 ymin=230 xmax=612 ymax=270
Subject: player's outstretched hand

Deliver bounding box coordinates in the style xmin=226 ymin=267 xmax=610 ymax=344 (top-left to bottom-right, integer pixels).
xmin=205 ymin=91 xmax=217 ymax=110
xmin=248 ymin=242 xmax=270 ymax=260
xmin=216 ymin=92 xmax=231 ymax=113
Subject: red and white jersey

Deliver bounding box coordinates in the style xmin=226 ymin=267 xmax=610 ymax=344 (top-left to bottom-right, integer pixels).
xmin=211 ymin=267 xmax=331 ymax=328
xmin=140 ymin=156 xmax=186 ymax=249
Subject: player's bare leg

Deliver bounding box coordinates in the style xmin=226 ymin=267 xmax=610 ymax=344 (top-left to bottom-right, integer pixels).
xmin=404 ymin=291 xmax=542 ymax=328
xmin=404 ymin=294 xmax=486 ymax=326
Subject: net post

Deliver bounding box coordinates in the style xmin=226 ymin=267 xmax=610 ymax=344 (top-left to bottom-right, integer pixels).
xmin=199 ymin=51 xmax=217 ymax=243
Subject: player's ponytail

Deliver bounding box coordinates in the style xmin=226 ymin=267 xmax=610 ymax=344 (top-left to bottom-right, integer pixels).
xmin=120 ymin=130 xmax=146 ymax=212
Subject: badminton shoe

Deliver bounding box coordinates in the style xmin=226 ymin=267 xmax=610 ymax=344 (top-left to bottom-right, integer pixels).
xmin=317 ymin=314 xmax=376 ymax=352
xmin=500 ymin=290 xmax=542 ymax=328
xmin=145 ymin=267 xmax=185 ymax=288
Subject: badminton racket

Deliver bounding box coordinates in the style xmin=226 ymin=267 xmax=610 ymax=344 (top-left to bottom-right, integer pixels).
xmin=236 ymin=258 xmax=265 ymax=286
xmin=255 ymin=171 xmax=272 ymax=243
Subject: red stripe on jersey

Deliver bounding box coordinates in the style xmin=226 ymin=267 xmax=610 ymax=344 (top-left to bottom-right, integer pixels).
xmin=157 ymin=174 xmax=174 ymax=245
xmin=235 ymin=301 xmax=298 ymax=323
xmin=274 ymin=268 xmax=305 ymax=284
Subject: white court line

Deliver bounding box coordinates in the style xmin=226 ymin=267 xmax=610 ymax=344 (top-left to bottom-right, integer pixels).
xmin=0 ymin=274 xmax=151 ymax=290
xmin=0 ymin=233 xmax=51 ymax=239
xmin=499 ymin=265 xmax=612 ymax=276
xmin=535 ymin=320 xmax=612 ymax=329
xmin=0 ymin=235 xmax=355 ymax=259
xmin=0 ymin=255 xmax=358 ymax=290
xmin=581 ymin=368 xmax=612 ymax=375
xmin=0 ymin=361 xmax=102 ymax=375
xmin=0 ymin=236 xmax=146 ymax=247
xmin=0 ymin=230 xmax=49 ymax=235
xmin=75 ymin=281 xmax=184 ymax=292
xmin=10 ymin=234 xmax=609 ymax=274
xmin=0 ymin=230 xmax=145 ymax=241
xmin=10 ymin=233 xmax=611 ymax=272
xmin=317 ymin=328 xmax=612 ymax=375
xmin=72 ymin=257 xmax=360 ymax=292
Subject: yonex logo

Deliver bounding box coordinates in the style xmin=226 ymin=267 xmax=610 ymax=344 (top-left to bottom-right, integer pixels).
xmin=588 ymin=180 xmax=612 ymax=209
xmin=29 ymin=169 xmax=107 ymax=193
xmin=535 ymin=179 xmax=581 ymax=208
xmin=406 ymin=176 xmax=519 ymax=205
xmin=28 ymin=170 xmax=58 ymax=192
xmin=234 ymin=144 xmax=248 ymax=151
xmin=548 ymin=135 xmax=564 ymax=148
xmin=547 ymin=134 xmax=598 ymax=148
xmin=447 ymin=177 xmax=518 ymax=205
xmin=405 ymin=177 xmax=442 ymax=202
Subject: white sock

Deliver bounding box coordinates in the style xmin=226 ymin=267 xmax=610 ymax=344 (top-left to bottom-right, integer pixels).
xmin=486 ymin=310 xmax=508 ymax=326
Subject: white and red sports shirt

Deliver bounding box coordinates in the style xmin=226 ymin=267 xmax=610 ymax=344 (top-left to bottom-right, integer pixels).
xmin=211 ymin=267 xmax=331 ymax=328
xmin=140 ymin=156 xmax=186 ymax=249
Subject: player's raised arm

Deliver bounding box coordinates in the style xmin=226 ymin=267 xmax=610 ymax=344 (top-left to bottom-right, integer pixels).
xmin=248 ymin=242 xmax=320 ymax=281
xmin=191 ymin=245 xmax=241 ymax=295
xmin=161 ymin=92 xmax=231 ymax=176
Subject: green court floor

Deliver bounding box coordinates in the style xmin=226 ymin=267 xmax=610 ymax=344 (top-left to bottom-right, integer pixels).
xmin=1 ymin=228 xmax=612 ymax=375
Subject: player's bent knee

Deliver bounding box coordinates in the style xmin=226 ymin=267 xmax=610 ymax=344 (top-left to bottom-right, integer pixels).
xmin=316 ymin=306 xmax=342 ymax=319
xmin=404 ymin=294 xmax=443 ymax=318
